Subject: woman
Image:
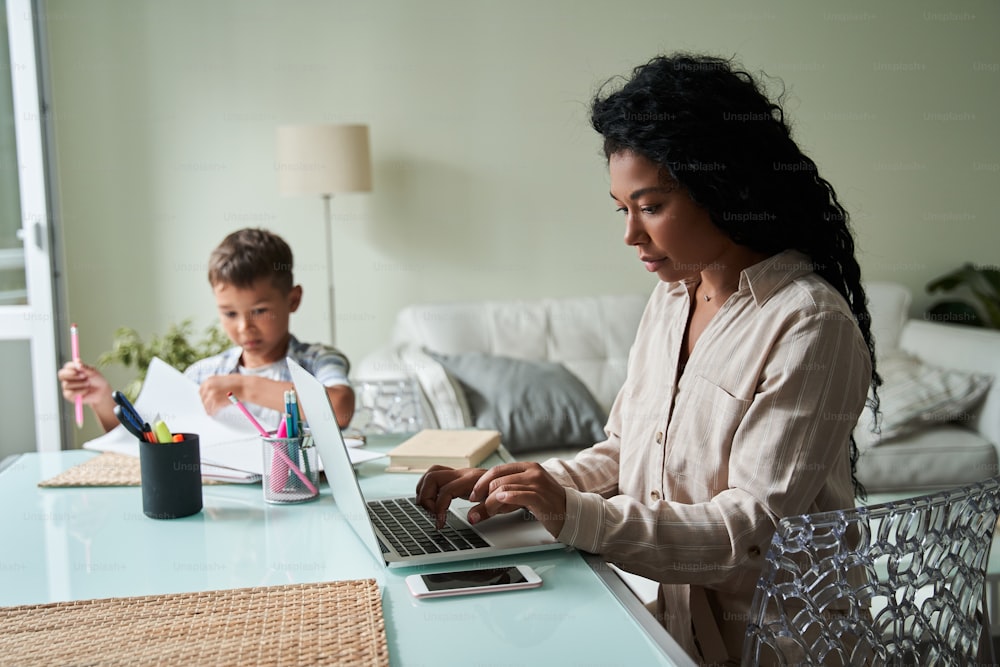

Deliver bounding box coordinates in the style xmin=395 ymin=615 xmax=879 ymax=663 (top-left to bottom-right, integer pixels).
xmin=416 ymin=53 xmax=879 ymax=665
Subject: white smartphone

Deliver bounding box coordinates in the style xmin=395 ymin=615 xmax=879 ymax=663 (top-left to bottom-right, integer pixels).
xmin=405 ymin=564 xmax=542 ymax=599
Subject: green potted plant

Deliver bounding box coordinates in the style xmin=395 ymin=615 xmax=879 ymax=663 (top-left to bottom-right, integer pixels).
xmin=97 ymin=319 xmax=231 ymax=400
xmin=926 ymin=263 xmax=1000 ymax=329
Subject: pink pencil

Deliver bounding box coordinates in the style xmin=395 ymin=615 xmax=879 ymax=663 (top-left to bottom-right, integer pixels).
xmin=71 ymin=324 xmax=83 ymax=428
xmin=270 ymin=440 xmax=317 ymax=495
xmin=226 ymin=391 xmax=268 ymax=436
xmin=228 ymin=393 xmax=316 ymax=495
xmin=270 ymin=416 xmax=290 ymax=493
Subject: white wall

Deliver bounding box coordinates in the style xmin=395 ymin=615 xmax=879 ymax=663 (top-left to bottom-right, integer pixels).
xmin=43 ymin=0 xmax=1000 ymax=446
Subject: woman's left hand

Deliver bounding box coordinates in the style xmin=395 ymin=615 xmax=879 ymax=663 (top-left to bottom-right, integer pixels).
xmin=467 ymin=462 xmax=567 ymax=538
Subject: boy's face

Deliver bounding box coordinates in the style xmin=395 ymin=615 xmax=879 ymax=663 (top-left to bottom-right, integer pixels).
xmin=212 ymin=278 xmax=302 ymax=368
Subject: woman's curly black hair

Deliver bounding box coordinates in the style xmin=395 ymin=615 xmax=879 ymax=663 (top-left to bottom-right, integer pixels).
xmin=591 ymin=52 xmax=880 ymax=499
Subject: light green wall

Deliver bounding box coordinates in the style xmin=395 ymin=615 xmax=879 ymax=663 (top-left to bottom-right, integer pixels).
xmin=0 ymin=341 xmax=35 ymax=459
xmin=45 ymin=0 xmax=1000 ymax=445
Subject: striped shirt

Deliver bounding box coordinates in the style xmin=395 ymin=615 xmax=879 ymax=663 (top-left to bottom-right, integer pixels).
xmin=183 ymin=335 xmax=350 ymax=427
xmin=542 ymin=250 xmax=872 ymax=665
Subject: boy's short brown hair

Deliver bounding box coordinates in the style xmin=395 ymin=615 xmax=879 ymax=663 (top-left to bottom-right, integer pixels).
xmin=208 ymin=228 xmax=294 ymax=293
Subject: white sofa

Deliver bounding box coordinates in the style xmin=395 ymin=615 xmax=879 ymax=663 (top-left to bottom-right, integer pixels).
xmin=353 ymin=294 xmax=648 ymax=459
xmin=856 ymin=283 xmax=1000 ymax=492
xmin=354 ymin=283 xmax=1000 ymax=493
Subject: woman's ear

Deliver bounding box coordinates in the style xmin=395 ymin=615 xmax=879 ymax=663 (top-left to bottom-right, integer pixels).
xmin=288 ymin=285 xmax=303 ymax=313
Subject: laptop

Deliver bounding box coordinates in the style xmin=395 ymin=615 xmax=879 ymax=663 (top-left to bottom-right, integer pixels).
xmin=288 ymin=359 xmax=564 ymax=568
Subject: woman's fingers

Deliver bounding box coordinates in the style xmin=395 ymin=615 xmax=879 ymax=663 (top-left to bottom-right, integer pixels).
xmin=469 ymin=462 xmax=533 ymax=502
xmin=472 ymin=468 xmax=568 ymax=537
xmin=415 ymin=466 xmax=488 ymax=529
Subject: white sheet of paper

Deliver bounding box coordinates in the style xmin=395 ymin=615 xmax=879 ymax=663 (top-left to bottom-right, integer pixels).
xmin=83 ymin=357 xmax=385 ymax=475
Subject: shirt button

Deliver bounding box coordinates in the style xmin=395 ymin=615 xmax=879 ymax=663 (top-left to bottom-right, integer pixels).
xmin=650 ymin=490 xmax=661 ymax=501
xmin=748 ymin=546 xmax=761 ymax=558
xmin=655 ymin=431 xmax=663 ymax=444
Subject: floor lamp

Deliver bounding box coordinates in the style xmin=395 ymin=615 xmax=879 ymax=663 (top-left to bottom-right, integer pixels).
xmin=276 ymin=124 xmax=372 ymax=345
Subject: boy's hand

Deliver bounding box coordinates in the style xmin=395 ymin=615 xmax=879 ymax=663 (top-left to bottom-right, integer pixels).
xmin=58 ymin=361 xmax=111 ymax=405
xmin=197 ymin=375 xmax=244 ymax=415
xmin=57 ymin=361 xmax=118 ymax=432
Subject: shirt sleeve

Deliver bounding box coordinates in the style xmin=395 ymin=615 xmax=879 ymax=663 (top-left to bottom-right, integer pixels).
xmin=183 ymin=354 xmax=223 ymax=384
xmin=541 ymin=364 xmax=635 ymax=497
xmin=182 ymin=363 xmax=201 ymax=383
xmin=553 ymin=312 xmax=872 ymax=585
xmin=541 ymin=435 xmax=621 ymax=498
xmin=298 ymin=344 xmax=351 ymax=387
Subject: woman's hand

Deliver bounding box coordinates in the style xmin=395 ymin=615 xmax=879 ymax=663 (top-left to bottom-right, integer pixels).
xmin=468 ymin=462 xmax=567 ymax=538
xmin=415 ymin=466 xmax=489 ymax=529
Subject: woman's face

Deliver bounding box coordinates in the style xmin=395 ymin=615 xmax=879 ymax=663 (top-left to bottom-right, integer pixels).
xmin=609 ymin=150 xmax=732 ymax=283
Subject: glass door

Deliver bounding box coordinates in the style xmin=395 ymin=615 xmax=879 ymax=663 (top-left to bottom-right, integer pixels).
xmin=0 ymin=0 xmax=65 ymax=456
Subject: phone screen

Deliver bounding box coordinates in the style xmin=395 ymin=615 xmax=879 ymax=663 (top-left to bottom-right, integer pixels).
xmin=422 ymin=566 xmax=528 ymax=592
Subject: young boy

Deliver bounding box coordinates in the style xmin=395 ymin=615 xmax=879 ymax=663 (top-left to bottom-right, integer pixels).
xmin=58 ymin=228 xmax=355 ymax=432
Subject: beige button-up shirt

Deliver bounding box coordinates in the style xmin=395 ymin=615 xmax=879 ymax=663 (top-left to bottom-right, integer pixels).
xmin=543 ymin=250 xmax=872 ymax=665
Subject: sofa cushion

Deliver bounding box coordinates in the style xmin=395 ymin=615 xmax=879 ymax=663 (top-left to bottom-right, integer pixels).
xmin=854 ymin=350 xmax=993 ymax=448
xmin=856 ymin=424 xmax=997 ymax=493
xmin=899 ymin=319 xmax=1000 ymax=448
xmin=385 ymin=295 xmax=648 ymax=414
xmin=425 ymin=350 xmax=608 ymax=454
xmin=395 ymin=346 xmax=471 ymax=429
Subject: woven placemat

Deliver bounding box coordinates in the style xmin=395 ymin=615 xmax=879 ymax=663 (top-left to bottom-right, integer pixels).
xmin=38 ymin=451 xmax=225 ymax=487
xmin=0 ymin=579 xmax=388 ymax=667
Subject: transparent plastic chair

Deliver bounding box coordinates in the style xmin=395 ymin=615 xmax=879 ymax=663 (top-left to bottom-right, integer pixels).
xmin=743 ymin=476 xmax=1000 ymax=666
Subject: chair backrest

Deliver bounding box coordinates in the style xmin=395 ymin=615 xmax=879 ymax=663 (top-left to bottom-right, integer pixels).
xmin=743 ymin=476 xmax=1000 ymax=666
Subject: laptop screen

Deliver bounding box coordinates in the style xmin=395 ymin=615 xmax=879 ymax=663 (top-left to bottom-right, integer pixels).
xmin=287 ymin=358 xmax=386 ymax=565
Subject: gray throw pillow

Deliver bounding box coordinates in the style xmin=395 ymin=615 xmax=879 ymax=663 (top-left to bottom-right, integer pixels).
xmin=424 ymin=350 xmax=607 ymax=454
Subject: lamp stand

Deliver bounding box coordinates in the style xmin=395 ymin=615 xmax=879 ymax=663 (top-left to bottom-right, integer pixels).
xmin=322 ymin=193 xmax=337 ymax=345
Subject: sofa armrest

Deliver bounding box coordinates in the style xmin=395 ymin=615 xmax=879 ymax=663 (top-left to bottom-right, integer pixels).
xmin=866 ymin=281 xmax=913 ymax=358
xmin=899 ymin=319 xmax=1000 ymax=446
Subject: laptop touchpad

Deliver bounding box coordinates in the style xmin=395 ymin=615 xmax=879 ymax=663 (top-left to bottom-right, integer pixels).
xmin=449 ymin=499 xmax=559 ymax=548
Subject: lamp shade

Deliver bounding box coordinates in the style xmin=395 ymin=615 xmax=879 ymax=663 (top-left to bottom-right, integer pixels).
xmin=276 ymin=124 xmax=372 ymax=196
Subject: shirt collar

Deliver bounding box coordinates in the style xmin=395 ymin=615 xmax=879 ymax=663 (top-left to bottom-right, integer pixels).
xmin=664 ymin=249 xmax=815 ymax=306
xmin=741 ymin=250 xmax=815 ymax=307
xmin=215 ymin=346 xmax=243 ymax=374
xmin=227 ymin=334 xmax=299 ymax=371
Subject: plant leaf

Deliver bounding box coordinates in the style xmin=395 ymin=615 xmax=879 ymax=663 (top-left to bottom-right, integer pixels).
xmin=98 ymin=318 xmax=233 ymax=397
xmin=977 ymin=266 xmax=1000 ymax=299
xmin=926 ymin=265 xmax=971 ymax=293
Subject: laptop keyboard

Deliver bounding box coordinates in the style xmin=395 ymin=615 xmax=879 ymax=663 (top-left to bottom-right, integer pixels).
xmin=366 ymin=497 xmax=490 ymax=557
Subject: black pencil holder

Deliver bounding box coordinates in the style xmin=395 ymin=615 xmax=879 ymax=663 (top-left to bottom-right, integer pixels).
xmin=138 ymin=434 xmax=203 ymax=519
